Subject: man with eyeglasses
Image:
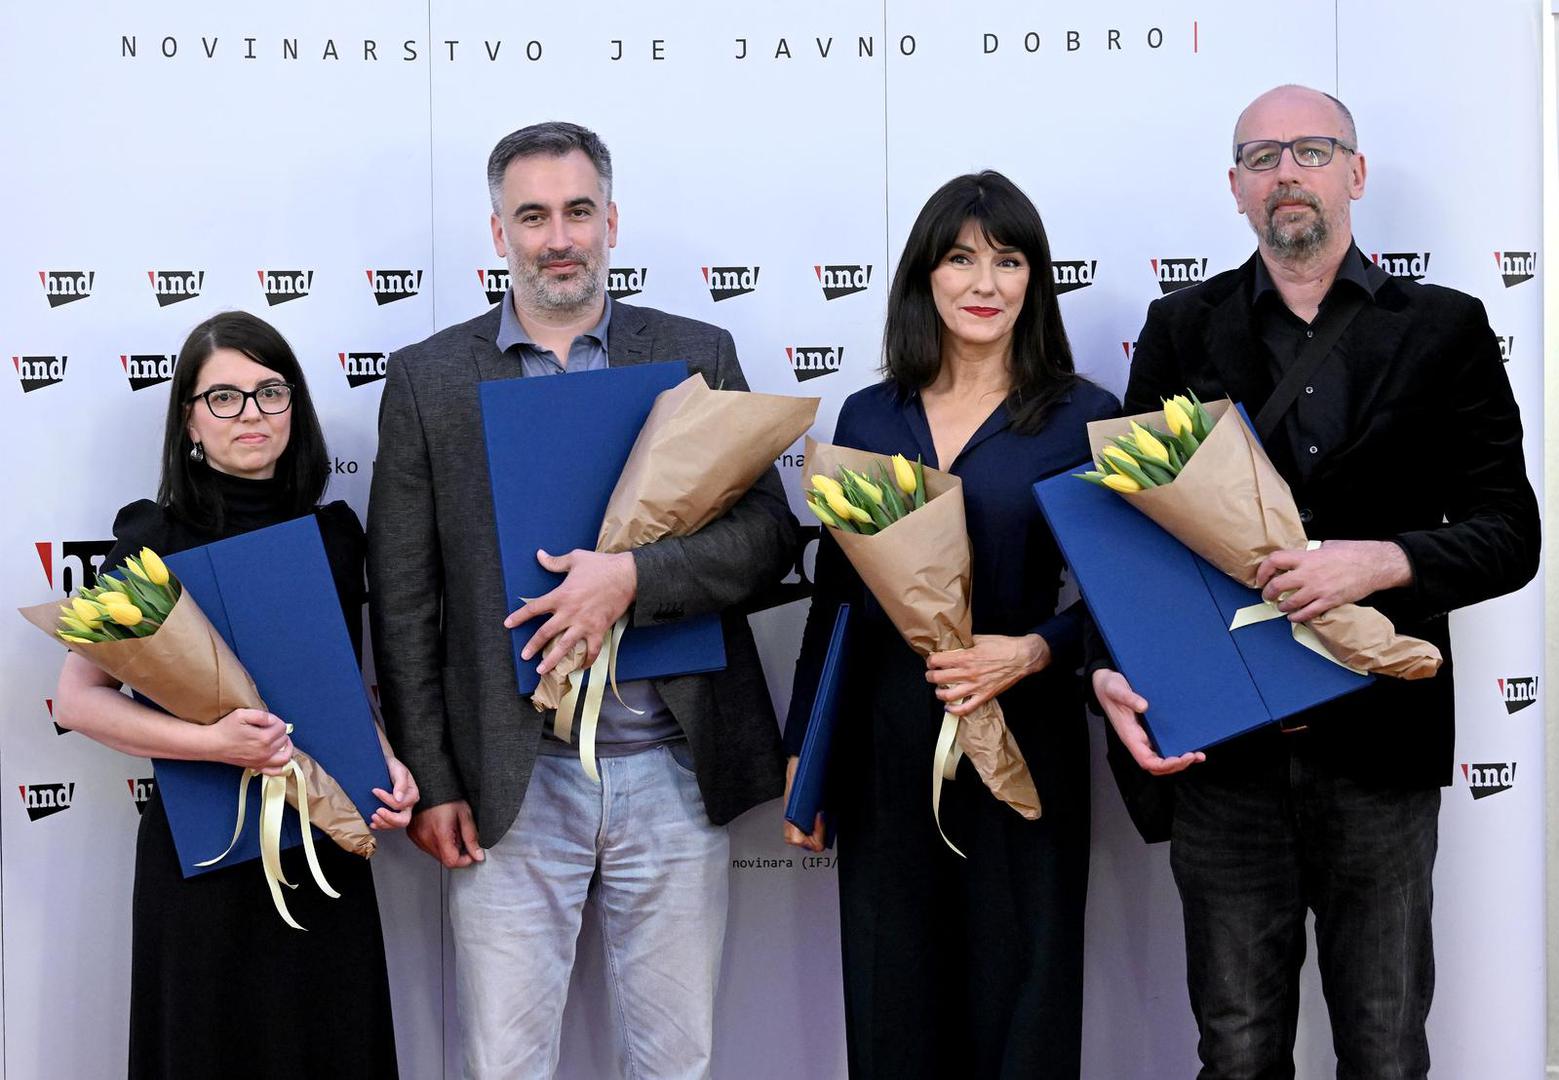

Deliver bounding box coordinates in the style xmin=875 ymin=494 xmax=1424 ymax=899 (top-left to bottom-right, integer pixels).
xmin=1091 ymin=84 xmax=1538 ymax=1077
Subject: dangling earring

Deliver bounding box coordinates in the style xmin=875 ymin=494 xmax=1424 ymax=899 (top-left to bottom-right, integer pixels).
xmin=190 ymin=441 xmax=205 ymax=463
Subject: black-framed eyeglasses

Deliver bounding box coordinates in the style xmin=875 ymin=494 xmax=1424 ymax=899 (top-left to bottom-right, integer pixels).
xmin=186 ymin=382 xmax=295 ymax=418
xmin=1234 ymin=136 xmax=1355 ymax=171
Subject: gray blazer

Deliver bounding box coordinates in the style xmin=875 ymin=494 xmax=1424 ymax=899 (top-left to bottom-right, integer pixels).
xmin=367 ymin=301 xmax=796 ymax=842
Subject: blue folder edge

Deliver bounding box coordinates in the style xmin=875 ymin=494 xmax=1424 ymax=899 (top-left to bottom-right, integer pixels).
xmin=784 ymin=604 xmax=850 ymax=849
xmin=158 ymin=516 xmax=389 ymax=877
xmin=477 ymin=363 xmax=726 ymax=697
xmin=1032 ymin=466 xmax=1371 ymax=757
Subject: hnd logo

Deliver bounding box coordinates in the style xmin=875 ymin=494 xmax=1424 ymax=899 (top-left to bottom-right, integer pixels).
xmin=702 ymin=265 xmax=759 ymax=301
xmin=1370 ymin=251 xmax=1430 ymax=281
xmin=786 ymin=345 xmax=843 ymax=383
xmin=1496 ymin=335 xmax=1513 ymax=364
xmin=258 ymin=269 xmax=314 ymax=306
xmin=477 ymin=268 xmax=510 ymax=305
xmin=121 ymin=354 xmax=176 ymax=391
xmin=1052 ymin=260 xmax=1097 ymax=295
xmin=18 ymin=782 xmax=75 ymax=822
xmin=1494 ymin=250 xmax=1535 ymax=288
xmin=1497 ymin=676 xmax=1538 ymax=714
xmin=128 ymin=777 xmax=156 ymax=815
xmin=39 ymin=270 xmax=94 ymax=308
xmin=148 ymin=269 xmax=205 ymax=307
xmin=44 ymin=699 xmax=68 ymax=736
xmin=1462 ymin=761 xmax=1516 ymax=800
xmin=36 ymin=539 xmax=115 ymax=595
xmin=815 ymin=264 xmax=871 ymax=300
xmin=1152 ymin=258 xmax=1206 ymax=294
xmin=13 ymin=355 xmax=66 ymax=392
xmin=608 ymin=267 xmax=648 ymax=300
xmin=366 ymin=269 xmax=422 ymax=305
xmin=339 ymin=351 xmax=388 ymax=388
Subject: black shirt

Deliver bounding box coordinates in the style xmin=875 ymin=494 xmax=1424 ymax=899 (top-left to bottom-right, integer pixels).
xmin=1249 ymin=243 xmax=1391 ymax=516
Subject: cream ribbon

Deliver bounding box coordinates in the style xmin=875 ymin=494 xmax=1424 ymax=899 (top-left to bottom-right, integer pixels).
xmin=552 ymin=616 xmax=638 ymax=783
xmin=930 ymin=711 xmax=967 ymax=859
xmin=197 ymin=727 xmax=340 ymax=931
xmin=1227 ymin=542 xmax=1365 ymax=673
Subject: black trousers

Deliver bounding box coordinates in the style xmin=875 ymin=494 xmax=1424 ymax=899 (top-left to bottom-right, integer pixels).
xmin=1170 ymin=740 xmax=1439 ymax=1080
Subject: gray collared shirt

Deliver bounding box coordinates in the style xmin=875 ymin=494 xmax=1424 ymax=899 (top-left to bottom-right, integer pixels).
xmin=496 ymin=290 xmax=683 ymax=758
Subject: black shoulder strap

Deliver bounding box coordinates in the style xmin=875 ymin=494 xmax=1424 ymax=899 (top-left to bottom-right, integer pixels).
xmin=1253 ymin=290 xmax=1366 ymax=443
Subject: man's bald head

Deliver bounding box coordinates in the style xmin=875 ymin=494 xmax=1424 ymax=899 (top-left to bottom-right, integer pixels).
xmin=1234 ymin=84 xmax=1357 ymax=155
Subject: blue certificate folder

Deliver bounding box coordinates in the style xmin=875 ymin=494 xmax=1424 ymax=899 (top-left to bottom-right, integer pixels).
xmin=784 ymin=604 xmax=850 ymax=849
xmin=479 ymin=362 xmax=726 ymax=695
xmin=1032 ymin=471 xmax=1372 ymax=757
xmin=158 ymin=517 xmax=389 ymax=877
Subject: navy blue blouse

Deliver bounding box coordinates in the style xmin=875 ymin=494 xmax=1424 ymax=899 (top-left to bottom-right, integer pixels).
xmin=784 ymin=378 xmax=1120 ymax=755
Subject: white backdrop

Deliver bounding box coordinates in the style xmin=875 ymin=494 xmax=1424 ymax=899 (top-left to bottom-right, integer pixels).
xmin=0 ymin=3 xmax=1544 ymax=1078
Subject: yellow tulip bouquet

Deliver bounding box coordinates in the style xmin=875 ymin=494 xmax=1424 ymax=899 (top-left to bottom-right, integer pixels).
xmin=805 ymin=453 xmax=926 ymax=533
xmin=804 ymin=437 xmax=1041 ymax=857
xmin=20 ymin=548 xmax=376 ymax=929
xmin=1077 ymin=392 xmax=1441 ymax=679
xmin=53 ymin=548 xmax=180 ymax=642
xmin=529 ymin=374 xmax=820 ymax=781
xmin=1075 ymin=393 xmax=1215 ymax=494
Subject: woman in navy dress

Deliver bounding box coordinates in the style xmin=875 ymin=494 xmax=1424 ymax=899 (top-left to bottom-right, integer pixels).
xmin=782 ymin=171 xmax=1118 ymax=1079
xmin=53 ymin=311 xmax=417 ymax=1078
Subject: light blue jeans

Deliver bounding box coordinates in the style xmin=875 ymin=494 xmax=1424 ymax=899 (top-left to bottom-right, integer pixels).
xmin=448 ymin=745 xmax=730 ymax=1080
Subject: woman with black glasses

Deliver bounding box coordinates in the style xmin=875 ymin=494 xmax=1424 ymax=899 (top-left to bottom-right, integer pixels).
xmin=51 ymin=310 xmax=416 ymax=1078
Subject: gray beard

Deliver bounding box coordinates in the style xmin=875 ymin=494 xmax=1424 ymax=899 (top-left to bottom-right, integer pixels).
xmin=1265 ymin=212 xmax=1329 ymax=256
xmin=510 ymin=251 xmax=606 ymax=316
xmin=1260 ymin=186 xmax=1329 ymax=257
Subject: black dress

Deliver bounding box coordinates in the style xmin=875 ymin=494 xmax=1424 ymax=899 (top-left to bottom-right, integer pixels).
xmin=104 ymin=472 xmax=398 ymax=1079
xmin=786 ymin=380 xmax=1119 ymax=1079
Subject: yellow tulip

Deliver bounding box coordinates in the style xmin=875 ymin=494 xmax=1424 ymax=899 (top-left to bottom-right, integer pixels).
xmin=1170 ymin=394 xmax=1194 ymax=416
xmin=1101 ymin=445 xmax=1136 ymax=470
xmin=845 ymin=469 xmax=883 ymax=505
xmin=59 ymin=633 xmax=95 ymax=645
xmin=822 ymin=488 xmax=856 ymax=523
xmin=59 ymin=613 xmax=96 ymax=636
xmin=810 ymin=474 xmax=844 ymax=501
xmin=105 ymin=601 xmax=144 ymax=627
xmin=1130 ymin=421 xmax=1170 ymax=465
xmin=1163 ymin=398 xmax=1193 ymax=438
xmin=1101 ymin=472 xmax=1143 ymax=494
xmin=891 ymin=454 xmax=917 ymax=496
xmin=138 ymin=548 xmax=170 ymax=587
xmin=98 ymin=589 xmax=134 ymax=608
xmin=807 ymin=498 xmax=840 ymax=529
xmin=69 ymin=598 xmax=105 ymax=628
xmin=125 ymin=556 xmax=150 ymax=582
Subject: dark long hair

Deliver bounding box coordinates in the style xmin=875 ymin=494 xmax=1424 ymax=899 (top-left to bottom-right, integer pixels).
xmin=157 ymin=311 xmax=329 ymax=528
xmin=882 ymin=170 xmax=1079 ymax=434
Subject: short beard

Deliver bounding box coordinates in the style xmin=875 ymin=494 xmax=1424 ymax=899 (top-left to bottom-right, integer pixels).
xmin=1260 ymin=185 xmax=1329 ymax=257
xmin=510 ymin=246 xmax=606 ymax=315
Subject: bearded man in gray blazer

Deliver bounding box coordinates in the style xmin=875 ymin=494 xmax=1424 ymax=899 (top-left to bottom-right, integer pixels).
xmin=367 ymin=121 xmax=796 ymax=1079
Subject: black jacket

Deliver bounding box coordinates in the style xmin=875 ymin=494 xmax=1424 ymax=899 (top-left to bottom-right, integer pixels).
xmin=1093 ymin=250 xmax=1539 ymax=828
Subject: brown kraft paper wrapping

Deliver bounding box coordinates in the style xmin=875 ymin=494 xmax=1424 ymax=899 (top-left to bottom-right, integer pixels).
xmin=805 ymin=437 xmax=1042 ymax=820
xmin=533 ymin=375 xmax=819 ymax=710
xmin=21 ymin=589 xmax=376 ymax=857
xmin=1085 ymin=398 xmax=1440 ymax=680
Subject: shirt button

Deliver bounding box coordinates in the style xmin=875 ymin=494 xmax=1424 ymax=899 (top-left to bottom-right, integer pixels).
xmin=1308 ymin=445 xmax=1319 ymax=455
xmin=1306 ymin=330 xmax=1315 ymax=339
xmin=1304 ymin=386 xmax=1314 ymax=394
xmin=1299 ymin=508 xmax=1314 ymax=524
